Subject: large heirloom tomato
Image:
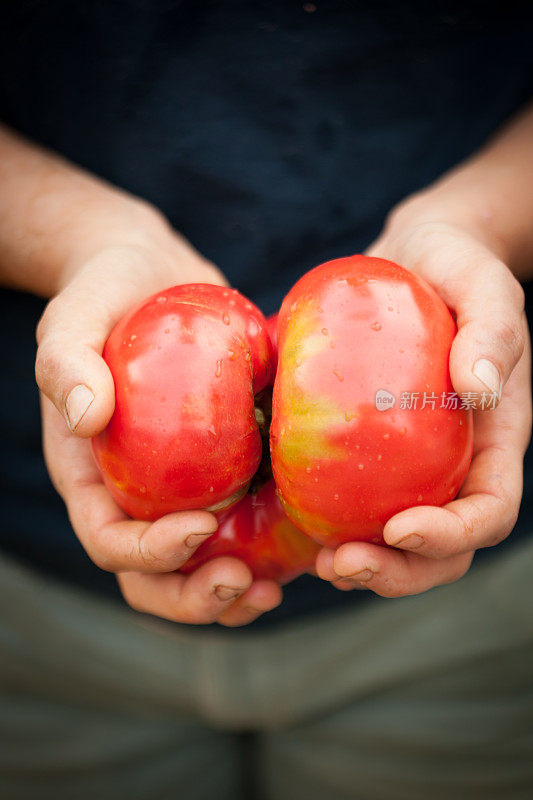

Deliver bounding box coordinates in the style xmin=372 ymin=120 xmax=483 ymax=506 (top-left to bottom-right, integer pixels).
xmin=270 ymin=255 xmax=473 ymax=548
xmin=92 ymin=284 xmax=274 ymax=520
xmin=181 ymin=480 xmax=320 ymax=584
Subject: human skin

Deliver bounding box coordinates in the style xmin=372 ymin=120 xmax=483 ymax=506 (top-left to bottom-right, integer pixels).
xmin=0 ymin=102 xmax=532 ymax=620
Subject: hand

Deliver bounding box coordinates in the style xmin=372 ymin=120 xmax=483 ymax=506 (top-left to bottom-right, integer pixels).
xmin=316 ymin=192 xmax=531 ymax=597
xmin=36 ymin=208 xmax=281 ymax=626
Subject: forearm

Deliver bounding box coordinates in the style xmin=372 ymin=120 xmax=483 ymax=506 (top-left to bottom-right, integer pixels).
xmin=0 ymin=125 xmax=183 ymax=296
xmin=403 ymin=101 xmax=533 ymax=279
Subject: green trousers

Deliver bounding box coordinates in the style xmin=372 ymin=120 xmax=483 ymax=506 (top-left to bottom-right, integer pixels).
xmin=1 ymin=538 xmax=532 ymax=800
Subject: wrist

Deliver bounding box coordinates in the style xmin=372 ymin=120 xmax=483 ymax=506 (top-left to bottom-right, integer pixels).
xmin=55 ymin=197 xmax=227 ymax=297
xmin=387 ymin=172 xmax=514 ymax=269
xmin=0 ymin=125 xmax=224 ymax=296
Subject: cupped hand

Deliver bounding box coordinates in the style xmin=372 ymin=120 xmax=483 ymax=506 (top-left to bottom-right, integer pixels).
xmin=36 ymin=213 xmax=281 ymax=626
xmin=317 ymin=195 xmax=531 ymax=597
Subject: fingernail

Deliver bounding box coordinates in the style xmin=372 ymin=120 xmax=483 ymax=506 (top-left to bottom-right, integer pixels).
xmin=65 ymin=384 xmax=94 ymax=431
xmin=344 ymin=568 xmax=374 ymax=582
xmin=336 ymin=578 xmax=369 ymax=590
xmin=184 ymin=532 xmax=212 ymax=549
xmin=394 ymin=533 xmax=424 ymax=550
xmin=472 ymin=359 xmax=501 ymax=397
xmin=214 ymin=585 xmax=243 ymax=601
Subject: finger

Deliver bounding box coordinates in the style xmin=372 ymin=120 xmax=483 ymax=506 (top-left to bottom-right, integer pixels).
xmin=217 ymin=580 xmax=283 ymax=626
xmin=331 ymin=577 xmax=370 ymax=591
xmin=316 ymin=547 xmax=338 ymax=581
xmin=330 ymin=541 xmax=473 ymax=598
xmin=316 ymin=546 xmax=374 ymax=591
xmin=36 ymin=288 xmax=117 ymax=438
xmin=382 ymin=446 xmax=521 ymax=558
xmin=42 ymin=394 xmax=218 ymax=572
xmin=384 ymin=327 xmax=531 ymax=558
xmin=420 ymin=235 xmax=523 ymax=400
xmin=448 ymin=295 xmax=525 ymax=402
xmin=118 ymin=556 xmax=253 ymax=624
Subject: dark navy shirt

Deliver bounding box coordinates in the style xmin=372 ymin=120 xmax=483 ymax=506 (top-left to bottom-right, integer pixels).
xmin=1 ymin=1 xmax=532 ymax=625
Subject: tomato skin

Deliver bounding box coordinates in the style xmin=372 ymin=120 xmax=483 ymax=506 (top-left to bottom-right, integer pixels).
xmin=270 ymin=255 xmax=474 ymax=548
xmin=181 ymin=480 xmax=320 ymax=584
xmin=266 ymin=313 xmax=279 ymax=372
xmin=92 ymin=284 xmax=274 ymax=520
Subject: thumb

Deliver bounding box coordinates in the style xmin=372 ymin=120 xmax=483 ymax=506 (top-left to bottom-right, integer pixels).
xmin=35 ymin=291 xmax=116 ymax=438
xmin=446 ymin=257 xmax=525 ymax=403
xmin=35 ymin=240 xmax=226 ymax=437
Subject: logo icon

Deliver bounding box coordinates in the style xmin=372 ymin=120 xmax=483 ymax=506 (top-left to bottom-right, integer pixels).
xmin=375 ymin=389 xmax=396 ymax=411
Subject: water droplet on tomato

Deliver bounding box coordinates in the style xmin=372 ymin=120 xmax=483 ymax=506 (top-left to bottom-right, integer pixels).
xmin=417 ymin=494 xmax=423 ymax=502
xmin=222 ymin=312 xmax=230 ymax=325
xmin=370 ymin=321 xmax=381 ymax=331
xmin=156 ymin=295 xmax=167 ymax=303
xmin=215 ymin=360 xmax=223 ymax=377
xmin=140 ymin=485 xmax=147 ymax=494
xmin=130 ymin=334 xmax=137 ymax=341
xmin=306 ymin=466 xmax=312 ymax=473
xmin=321 ymin=328 xmax=329 ymax=335
xmin=208 ymin=425 xmax=216 ymax=437
xmin=334 ymin=493 xmax=339 ymax=500
xmin=377 ymin=454 xmax=382 ymax=461
xmin=383 ymin=433 xmax=390 ymax=440
xmin=358 ymin=464 xmax=364 ymax=470
xmin=400 ymin=427 xmax=406 ymax=435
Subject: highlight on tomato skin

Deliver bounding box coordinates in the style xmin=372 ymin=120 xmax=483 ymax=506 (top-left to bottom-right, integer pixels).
xmin=92 ymin=283 xmax=275 ymax=521
xmin=180 ymin=479 xmax=320 ymax=584
xmin=270 ymin=254 xmax=474 ymax=549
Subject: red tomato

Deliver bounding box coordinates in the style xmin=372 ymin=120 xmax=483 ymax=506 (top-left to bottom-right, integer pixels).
xmin=270 ymin=255 xmax=474 ymax=548
xmin=181 ymin=479 xmax=320 ymax=583
xmin=92 ymin=284 xmax=274 ymax=520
